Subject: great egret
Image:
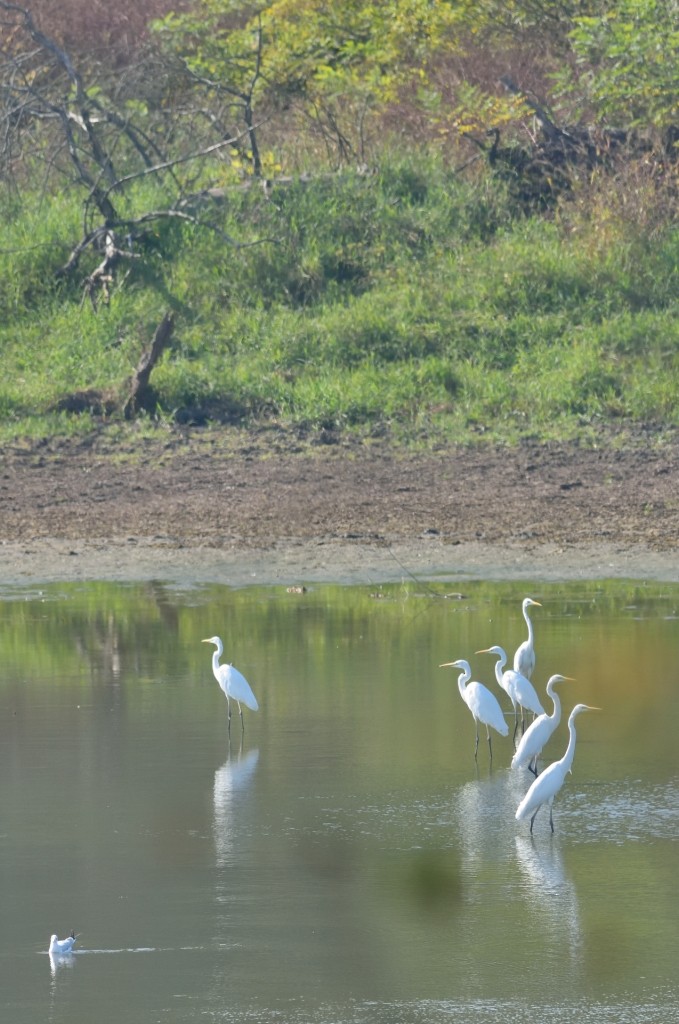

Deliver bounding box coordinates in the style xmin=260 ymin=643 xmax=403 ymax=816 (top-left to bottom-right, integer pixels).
xmin=49 ymin=932 xmax=77 ymax=954
xmin=513 ymin=597 xmax=541 ymax=679
xmin=440 ymin=658 xmax=509 ymax=759
xmin=202 ymin=636 xmax=259 ymax=731
xmin=477 ymin=645 xmax=545 ymax=729
xmin=515 ymin=703 xmax=599 ymax=833
xmin=511 ymin=674 xmax=574 ymax=775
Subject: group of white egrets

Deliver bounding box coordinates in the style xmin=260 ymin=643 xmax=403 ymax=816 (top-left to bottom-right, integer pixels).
xmin=199 ymin=609 xmax=597 ymax=837
xmin=440 ymin=597 xmax=599 ymax=835
xmin=48 ymin=610 xmax=593 ymax=953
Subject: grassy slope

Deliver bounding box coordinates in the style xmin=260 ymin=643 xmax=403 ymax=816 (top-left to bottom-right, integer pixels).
xmin=1 ymin=150 xmax=678 ymax=448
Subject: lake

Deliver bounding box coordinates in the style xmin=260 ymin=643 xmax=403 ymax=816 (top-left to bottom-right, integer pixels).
xmin=1 ymin=577 xmax=678 ymax=1023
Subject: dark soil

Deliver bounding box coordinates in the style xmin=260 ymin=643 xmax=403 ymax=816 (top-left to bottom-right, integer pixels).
xmin=1 ymin=427 xmax=678 ymax=585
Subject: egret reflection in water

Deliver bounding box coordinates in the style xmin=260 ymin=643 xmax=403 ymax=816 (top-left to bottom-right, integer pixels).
xmin=514 ymin=835 xmax=583 ymax=962
xmin=455 ymin=771 xmax=524 ymax=868
xmin=213 ymin=744 xmax=260 ymax=866
xmin=49 ymin=951 xmax=75 ymax=979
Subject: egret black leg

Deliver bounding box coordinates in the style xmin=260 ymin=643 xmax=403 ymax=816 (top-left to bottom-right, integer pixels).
xmin=486 ymin=725 xmax=493 ymax=759
xmin=549 ymin=806 xmax=555 ymax=833
xmin=238 ymin=702 xmax=245 ymax=732
xmin=474 ymin=729 xmax=480 ymax=760
xmin=530 ymin=807 xmax=539 ymax=834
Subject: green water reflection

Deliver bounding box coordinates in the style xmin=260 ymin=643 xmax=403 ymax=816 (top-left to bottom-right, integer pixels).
xmin=0 ymin=578 xmax=678 ymax=1023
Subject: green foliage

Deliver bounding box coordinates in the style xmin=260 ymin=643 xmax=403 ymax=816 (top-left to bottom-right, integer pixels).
xmin=0 ymin=192 xmax=80 ymax=319
xmin=155 ymin=0 xmax=466 ymax=104
xmin=152 ymin=0 xmax=473 ymax=164
xmin=1 ymin=145 xmax=679 ymax=446
xmin=565 ymin=0 xmax=679 ymax=127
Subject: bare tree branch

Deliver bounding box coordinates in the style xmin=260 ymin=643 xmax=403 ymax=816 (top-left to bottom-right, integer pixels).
xmin=99 ymin=124 xmax=263 ymax=202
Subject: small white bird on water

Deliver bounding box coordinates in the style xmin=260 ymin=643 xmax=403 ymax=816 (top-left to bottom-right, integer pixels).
xmin=515 ymin=703 xmax=599 ymax=833
xmin=202 ymin=636 xmax=259 ymax=731
xmin=48 ymin=932 xmax=77 ymax=954
xmin=439 ymin=658 xmax=509 ymax=760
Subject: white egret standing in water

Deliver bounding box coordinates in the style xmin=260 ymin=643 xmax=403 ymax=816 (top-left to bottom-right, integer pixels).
xmin=511 ymin=674 xmax=574 ymax=775
xmin=202 ymin=636 xmax=259 ymax=731
xmin=440 ymin=658 xmax=509 ymax=760
xmin=48 ymin=932 xmax=77 ymax=954
xmin=515 ymin=703 xmax=599 ymax=833
xmin=513 ymin=597 xmax=541 ymax=679
xmin=477 ymin=645 xmax=545 ymax=732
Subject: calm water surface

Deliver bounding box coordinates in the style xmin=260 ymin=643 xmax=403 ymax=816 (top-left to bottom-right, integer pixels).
xmin=1 ymin=578 xmax=678 ymax=1023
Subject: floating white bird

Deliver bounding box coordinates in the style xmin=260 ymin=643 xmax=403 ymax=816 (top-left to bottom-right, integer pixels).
xmin=515 ymin=703 xmax=599 ymax=833
xmin=440 ymin=658 xmax=509 ymax=760
xmin=202 ymin=636 xmax=259 ymax=730
xmin=511 ymin=674 xmax=574 ymax=775
xmin=48 ymin=932 xmax=77 ymax=954
xmin=477 ymin=645 xmax=545 ymax=730
xmin=513 ymin=597 xmax=541 ymax=680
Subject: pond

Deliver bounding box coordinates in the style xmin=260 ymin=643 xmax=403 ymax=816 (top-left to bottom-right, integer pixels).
xmin=1 ymin=578 xmax=678 ymax=1023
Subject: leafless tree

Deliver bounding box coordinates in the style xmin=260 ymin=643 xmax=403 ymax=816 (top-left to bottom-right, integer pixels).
xmin=0 ymin=2 xmax=265 ymax=306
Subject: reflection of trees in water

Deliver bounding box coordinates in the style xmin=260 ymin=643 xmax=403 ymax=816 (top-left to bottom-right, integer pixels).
xmin=74 ymin=613 xmax=122 ymax=687
xmin=145 ymin=582 xmax=180 ymax=633
xmin=71 ymin=582 xmax=181 ymax=690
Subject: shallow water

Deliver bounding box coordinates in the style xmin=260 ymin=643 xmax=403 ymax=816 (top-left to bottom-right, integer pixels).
xmin=1 ymin=578 xmax=678 ymax=1022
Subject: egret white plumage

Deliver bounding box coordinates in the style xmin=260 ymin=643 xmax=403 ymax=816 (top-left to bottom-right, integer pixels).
xmin=477 ymin=645 xmax=545 ymax=729
xmin=511 ymin=674 xmax=574 ymax=775
xmin=440 ymin=658 xmax=509 ymax=759
xmin=515 ymin=703 xmax=599 ymax=833
xmin=48 ymin=932 xmax=77 ymax=954
xmin=513 ymin=597 xmax=541 ymax=679
xmin=202 ymin=636 xmax=259 ymax=731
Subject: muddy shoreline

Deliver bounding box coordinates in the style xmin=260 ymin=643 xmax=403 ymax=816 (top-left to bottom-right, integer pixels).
xmin=2 ymin=430 xmax=679 ymax=586
xmin=3 ymin=536 xmax=679 ymax=588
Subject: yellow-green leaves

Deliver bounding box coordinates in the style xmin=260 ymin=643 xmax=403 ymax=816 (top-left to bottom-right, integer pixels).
xmin=567 ymin=0 xmax=679 ymax=126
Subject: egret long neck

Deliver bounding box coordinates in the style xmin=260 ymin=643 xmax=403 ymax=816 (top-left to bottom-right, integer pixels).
xmin=494 ymin=654 xmax=505 ymax=684
xmin=523 ymin=605 xmax=534 ymax=645
xmin=547 ymin=684 xmax=562 ymax=724
xmin=457 ymin=667 xmax=470 ymax=698
xmin=212 ymin=650 xmax=222 ymax=677
xmin=559 ymin=719 xmax=579 ymax=772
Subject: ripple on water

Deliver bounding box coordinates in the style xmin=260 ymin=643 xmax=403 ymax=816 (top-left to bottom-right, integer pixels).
xmin=564 ymin=778 xmax=679 ymax=844
xmin=200 ymin=994 xmax=679 ymax=1024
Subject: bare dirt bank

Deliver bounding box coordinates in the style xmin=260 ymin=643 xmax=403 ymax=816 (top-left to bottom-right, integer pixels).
xmin=2 ymin=429 xmax=678 ymax=586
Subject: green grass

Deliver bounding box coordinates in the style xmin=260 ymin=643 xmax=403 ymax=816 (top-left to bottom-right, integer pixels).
xmin=1 ymin=149 xmax=678 ymax=448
